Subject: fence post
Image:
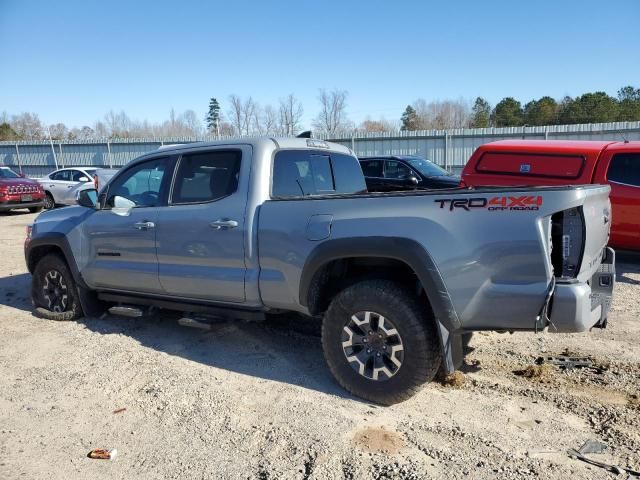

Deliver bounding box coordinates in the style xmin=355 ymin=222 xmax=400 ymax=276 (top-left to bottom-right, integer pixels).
xmin=351 ymin=135 xmax=355 ymax=153
xmin=47 ymin=128 xmax=59 ymax=170
xmin=443 ymin=130 xmax=448 ymax=170
xmin=59 ymin=142 xmax=64 ymax=168
xmin=107 ymin=140 xmax=113 ymax=168
xmin=15 ymin=143 xmax=22 ymax=174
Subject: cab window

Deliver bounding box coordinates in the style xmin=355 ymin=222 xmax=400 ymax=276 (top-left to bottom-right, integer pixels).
xmin=608 ymin=153 xmax=640 ymax=187
xmin=172 ymin=150 xmax=242 ymax=204
xmin=384 ymin=161 xmax=414 ymax=179
xmin=360 ymin=160 xmax=383 ymax=177
xmin=106 ymin=158 xmax=169 ymax=208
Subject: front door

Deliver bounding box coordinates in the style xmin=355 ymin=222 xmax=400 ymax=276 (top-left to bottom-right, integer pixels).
xmin=605 ymin=152 xmax=640 ymax=249
xmin=156 ymin=147 xmax=248 ymax=303
xmin=81 ymin=157 xmax=172 ymax=293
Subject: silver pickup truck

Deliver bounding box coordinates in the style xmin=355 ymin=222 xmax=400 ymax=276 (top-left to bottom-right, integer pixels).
xmin=24 ymin=137 xmax=615 ymax=404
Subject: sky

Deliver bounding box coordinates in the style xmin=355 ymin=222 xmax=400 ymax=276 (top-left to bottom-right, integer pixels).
xmin=1 ymin=0 xmax=639 ymax=130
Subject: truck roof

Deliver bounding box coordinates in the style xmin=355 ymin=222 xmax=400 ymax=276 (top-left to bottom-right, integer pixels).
xmin=481 ymin=139 xmax=635 ymax=155
xmin=141 ymin=137 xmax=353 ymax=157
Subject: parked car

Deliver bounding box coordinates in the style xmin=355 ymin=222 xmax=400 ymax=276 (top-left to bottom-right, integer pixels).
xmin=25 ymin=138 xmax=614 ymax=405
xmin=359 ymin=155 xmax=460 ymax=191
xmin=461 ymin=140 xmax=640 ymax=251
xmin=38 ymin=167 xmax=97 ymax=209
xmin=0 ymin=166 xmax=45 ymax=213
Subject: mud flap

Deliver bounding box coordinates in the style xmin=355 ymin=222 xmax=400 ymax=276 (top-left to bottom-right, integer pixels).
xmin=591 ymin=247 xmax=615 ymax=329
xmin=436 ymin=321 xmax=464 ymax=374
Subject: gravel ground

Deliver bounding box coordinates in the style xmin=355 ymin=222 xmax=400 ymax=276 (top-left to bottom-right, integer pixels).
xmin=0 ymin=210 xmax=638 ymax=479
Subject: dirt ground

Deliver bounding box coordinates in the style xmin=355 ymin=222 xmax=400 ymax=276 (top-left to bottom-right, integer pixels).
xmin=0 ymin=211 xmax=638 ymax=480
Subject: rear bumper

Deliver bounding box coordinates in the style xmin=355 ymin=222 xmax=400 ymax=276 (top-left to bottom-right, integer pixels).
xmin=549 ymin=247 xmax=615 ymax=332
xmin=0 ymin=199 xmax=45 ymax=211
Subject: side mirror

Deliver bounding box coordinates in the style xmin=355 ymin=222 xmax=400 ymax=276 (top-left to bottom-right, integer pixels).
xmin=76 ymin=188 xmax=98 ymax=208
xmin=409 ymin=176 xmax=420 ymax=186
xmin=79 ymin=176 xmax=90 ymax=182
xmin=18 ymin=172 xmax=26 ymax=178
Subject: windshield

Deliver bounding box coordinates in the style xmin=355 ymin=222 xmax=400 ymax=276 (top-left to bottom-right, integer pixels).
xmin=405 ymin=158 xmax=449 ymax=177
xmin=0 ymin=167 xmax=20 ymax=179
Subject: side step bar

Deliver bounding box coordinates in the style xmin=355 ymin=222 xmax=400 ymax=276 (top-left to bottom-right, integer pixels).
xmin=108 ymin=306 xmax=145 ymax=318
xmin=98 ymin=292 xmax=266 ymax=322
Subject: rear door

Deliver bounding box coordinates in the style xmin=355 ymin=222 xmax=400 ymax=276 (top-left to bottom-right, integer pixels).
xmin=46 ymin=170 xmax=73 ymax=203
xmin=383 ymin=160 xmax=418 ymax=190
xmin=156 ymin=146 xmax=249 ymax=303
xmin=81 ymin=157 xmax=173 ymax=293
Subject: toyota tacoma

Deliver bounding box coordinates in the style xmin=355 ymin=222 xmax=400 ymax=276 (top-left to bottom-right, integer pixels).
xmin=24 ymin=137 xmax=615 ymax=404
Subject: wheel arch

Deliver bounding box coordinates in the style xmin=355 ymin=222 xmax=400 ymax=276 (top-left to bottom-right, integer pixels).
xmin=299 ymin=237 xmax=461 ymax=333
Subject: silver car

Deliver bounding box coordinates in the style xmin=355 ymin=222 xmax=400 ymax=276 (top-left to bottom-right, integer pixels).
xmin=38 ymin=167 xmax=97 ymax=209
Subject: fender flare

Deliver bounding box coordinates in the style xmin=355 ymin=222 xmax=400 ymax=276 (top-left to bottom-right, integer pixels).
xmin=26 ymin=232 xmax=88 ymax=289
xmin=299 ymin=237 xmax=464 ymax=373
xmin=299 ymin=237 xmax=461 ymax=333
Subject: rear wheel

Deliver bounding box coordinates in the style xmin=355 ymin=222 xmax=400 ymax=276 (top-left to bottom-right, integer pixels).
xmin=322 ymin=280 xmax=441 ymax=405
xmin=32 ymin=254 xmax=83 ymax=321
xmin=43 ymin=193 xmax=54 ymax=210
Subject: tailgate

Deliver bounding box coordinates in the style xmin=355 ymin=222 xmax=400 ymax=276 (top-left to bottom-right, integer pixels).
xmin=576 ymin=185 xmax=611 ymax=283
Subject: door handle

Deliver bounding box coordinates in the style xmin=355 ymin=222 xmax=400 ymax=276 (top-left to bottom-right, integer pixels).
xmin=210 ymin=219 xmax=238 ymax=230
xmin=134 ymin=221 xmax=155 ymax=230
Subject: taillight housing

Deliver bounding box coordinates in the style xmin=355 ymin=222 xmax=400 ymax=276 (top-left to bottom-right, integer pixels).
xmin=550 ymin=207 xmax=585 ymax=279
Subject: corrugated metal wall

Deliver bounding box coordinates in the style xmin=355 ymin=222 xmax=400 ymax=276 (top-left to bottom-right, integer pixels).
xmin=2 ymin=121 xmax=639 ymax=177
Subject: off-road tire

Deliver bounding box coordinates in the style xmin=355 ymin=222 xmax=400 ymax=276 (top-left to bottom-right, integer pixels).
xmin=28 ymin=206 xmax=43 ymax=213
xmin=32 ymin=254 xmax=83 ymax=321
xmin=43 ymin=193 xmax=54 ymax=210
xmin=322 ymin=279 xmax=441 ymax=405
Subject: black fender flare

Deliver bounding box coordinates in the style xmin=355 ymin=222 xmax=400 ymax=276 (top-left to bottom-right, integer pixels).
xmin=299 ymin=237 xmax=461 ymax=333
xmin=26 ymin=232 xmax=88 ymax=289
xmin=299 ymin=237 xmax=464 ymax=373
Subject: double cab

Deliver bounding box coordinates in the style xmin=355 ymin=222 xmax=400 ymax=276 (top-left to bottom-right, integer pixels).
xmin=25 ymin=138 xmax=615 ymax=404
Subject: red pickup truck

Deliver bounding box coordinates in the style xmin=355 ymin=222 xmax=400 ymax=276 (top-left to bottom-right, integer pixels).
xmin=461 ymin=140 xmax=640 ymax=251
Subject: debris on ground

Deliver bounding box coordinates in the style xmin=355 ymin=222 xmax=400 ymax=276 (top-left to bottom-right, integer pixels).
xmin=442 ymin=370 xmax=465 ymax=387
xmin=568 ymin=439 xmax=640 ymax=477
xmin=513 ymin=363 xmax=554 ymax=379
xmin=113 ymin=408 xmax=126 ymax=414
xmin=87 ymin=448 xmax=117 ymax=460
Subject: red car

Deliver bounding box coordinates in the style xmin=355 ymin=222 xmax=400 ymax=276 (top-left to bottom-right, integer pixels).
xmin=461 ymin=140 xmax=640 ymax=251
xmin=0 ymin=166 xmax=45 ymax=213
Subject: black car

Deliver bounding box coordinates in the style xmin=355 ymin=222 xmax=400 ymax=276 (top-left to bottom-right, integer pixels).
xmin=359 ymin=155 xmax=460 ymax=192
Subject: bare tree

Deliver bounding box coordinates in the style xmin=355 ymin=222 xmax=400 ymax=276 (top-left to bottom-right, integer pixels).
xmin=181 ymin=109 xmax=202 ymax=137
xmin=278 ymin=94 xmax=304 ymax=135
xmin=313 ymin=89 xmax=349 ymax=136
xmin=11 ymin=112 xmax=44 ymax=139
xmin=412 ymin=99 xmax=470 ymax=129
xmin=228 ymin=95 xmax=244 ymax=135
xmin=48 ymin=123 xmax=69 ymax=140
xmin=358 ymin=117 xmax=396 ymax=132
xmin=262 ymin=105 xmax=278 ymax=135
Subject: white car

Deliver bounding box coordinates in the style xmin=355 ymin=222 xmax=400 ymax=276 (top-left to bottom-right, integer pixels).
xmin=38 ymin=167 xmax=97 ymax=209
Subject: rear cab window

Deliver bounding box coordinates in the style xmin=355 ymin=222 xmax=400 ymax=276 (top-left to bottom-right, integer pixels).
xmin=476 ymin=152 xmax=585 ymax=179
xmin=607 ymin=153 xmax=640 ymax=187
xmin=272 ymin=150 xmax=366 ymax=198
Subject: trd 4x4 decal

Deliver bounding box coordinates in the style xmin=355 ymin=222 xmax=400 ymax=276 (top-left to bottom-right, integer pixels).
xmin=435 ymin=196 xmax=543 ymax=211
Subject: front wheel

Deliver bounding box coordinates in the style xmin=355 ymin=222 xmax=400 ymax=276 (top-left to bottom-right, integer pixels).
xmin=43 ymin=193 xmax=55 ymax=210
xmin=32 ymin=254 xmax=83 ymax=321
xmin=322 ymin=280 xmax=441 ymax=405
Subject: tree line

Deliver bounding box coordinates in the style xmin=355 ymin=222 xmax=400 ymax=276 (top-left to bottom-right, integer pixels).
xmin=2 ymin=86 xmax=639 ymax=141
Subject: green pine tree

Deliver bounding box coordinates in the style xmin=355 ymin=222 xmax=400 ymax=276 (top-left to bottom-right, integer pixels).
xmin=400 ymin=105 xmax=420 ymax=131
xmin=206 ymin=98 xmax=221 ymax=135
xmin=470 ymin=97 xmax=491 ymax=128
